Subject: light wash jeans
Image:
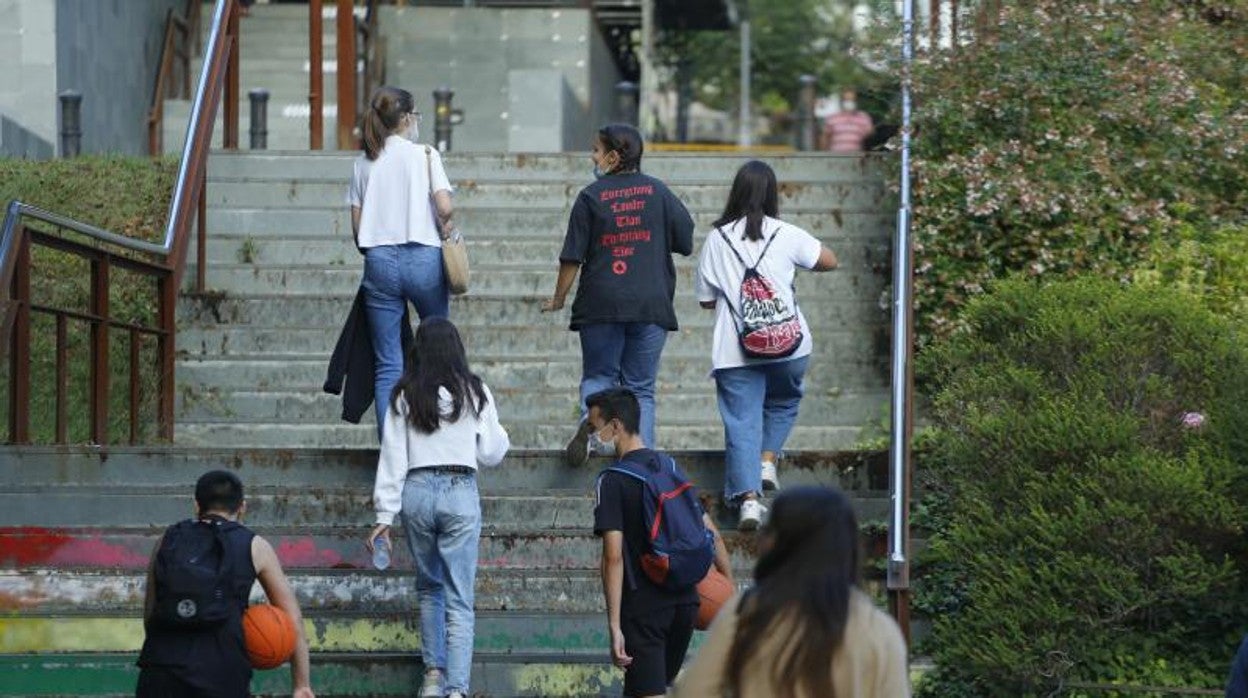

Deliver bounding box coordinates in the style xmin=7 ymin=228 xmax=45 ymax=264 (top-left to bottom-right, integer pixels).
xmin=577 ymin=322 xmax=667 ymax=448
xmin=399 ymin=468 xmax=481 ymax=695
xmin=714 ymin=356 xmax=809 ymax=502
xmin=362 ymin=243 xmax=449 ymax=439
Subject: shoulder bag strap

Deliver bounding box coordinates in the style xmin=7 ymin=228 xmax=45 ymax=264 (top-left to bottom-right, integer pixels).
xmin=424 ymin=145 xmax=445 ymax=240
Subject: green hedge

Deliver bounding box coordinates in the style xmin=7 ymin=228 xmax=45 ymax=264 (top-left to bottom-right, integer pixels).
xmin=903 ymin=0 xmax=1247 ymax=346
xmin=1 ymin=155 xmax=176 ymax=444
xmin=914 ymin=277 xmax=1248 ymax=695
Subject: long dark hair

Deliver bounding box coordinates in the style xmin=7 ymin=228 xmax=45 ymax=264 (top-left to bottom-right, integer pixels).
xmin=362 ymin=86 xmax=414 ymax=160
xmin=726 ymin=486 xmax=861 ymax=698
xmin=390 ymin=318 xmax=488 ymax=434
xmin=713 ymin=160 xmax=779 ymax=242
xmin=597 ymin=123 xmax=644 ymax=173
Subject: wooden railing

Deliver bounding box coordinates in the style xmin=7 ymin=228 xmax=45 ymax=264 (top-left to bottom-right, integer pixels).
xmin=1 ymin=0 xmax=242 ymax=445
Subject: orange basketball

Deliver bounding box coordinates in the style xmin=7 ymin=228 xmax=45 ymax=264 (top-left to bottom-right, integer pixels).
xmin=695 ymin=568 xmax=734 ymax=630
xmin=243 ymin=604 xmax=296 ymax=669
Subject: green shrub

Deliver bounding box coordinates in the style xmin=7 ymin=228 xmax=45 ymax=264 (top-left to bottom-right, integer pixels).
xmin=914 ymin=277 xmax=1248 ymax=696
xmin=903 ymin=0 xmax=1247 ymax=346
xmin=1 ymin=155 xmax=176 ymax=444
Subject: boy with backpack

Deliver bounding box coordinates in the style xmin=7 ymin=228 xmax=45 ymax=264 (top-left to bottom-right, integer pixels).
xmin=136 ymin=470 xmax=315 ymax=698
xmin=588 ymin=388 xmax=733 ymax=698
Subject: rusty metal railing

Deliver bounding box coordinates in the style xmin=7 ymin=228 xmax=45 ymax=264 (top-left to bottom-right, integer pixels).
xmin=1 ymin=0 xmax=241 ymax=445
xmin=147 ymin=0 xmax=203 ymax=156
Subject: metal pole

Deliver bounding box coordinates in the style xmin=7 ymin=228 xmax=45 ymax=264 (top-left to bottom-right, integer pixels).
xmin=335 ymin=0 xmax=357 ymax=149
xmin=58 ymin=91 xmax=83 ymax=158
xmin=887 ymin=0 xmax=915 ymax=645
xmin=249 ymin=89 xmax=270 ymax=149
xmin=638 ymin=0 xmax=656 ymax=139
xmin=433 ymin=86 xmax=454 ymax=152
xmin=797 ymin=74 xmax=817 ymax=151
xmin=737 ymin=15 xmax=752 ymax=147
xmin=309 ymin=0 xmax=324 ymax=150
xmin=615 ymin=81 xmax=639 ymax=126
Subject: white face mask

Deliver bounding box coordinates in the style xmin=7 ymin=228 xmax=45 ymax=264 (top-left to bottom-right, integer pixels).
xmin=843 ymin=100 xmax=857 ymax=111
xmin=405 ymin=121 xmax=420 ymax=143
xmin=588 ymin=424 xmax=617 ymax=457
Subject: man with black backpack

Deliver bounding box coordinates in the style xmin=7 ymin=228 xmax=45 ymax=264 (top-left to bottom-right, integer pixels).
xmin=136 ymin=470 xmax=315 ymax=698
xmin=588 ymin=388 xmax=733 ymax=698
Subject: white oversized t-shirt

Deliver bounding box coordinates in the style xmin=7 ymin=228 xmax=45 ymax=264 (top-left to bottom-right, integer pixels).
xmin=347 ymin=134 xmax=453 ymax=248
xmin=695 ymin=216 xmax=822 ymax=371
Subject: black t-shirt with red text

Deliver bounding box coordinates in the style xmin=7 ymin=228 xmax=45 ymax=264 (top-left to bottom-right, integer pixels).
xmin=559 ymin=172 xmax=695 ymax=331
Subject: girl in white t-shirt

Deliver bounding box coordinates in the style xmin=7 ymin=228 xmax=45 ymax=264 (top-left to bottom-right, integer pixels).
xmin=694 ymin=160 xmax=838 ymax=530
xmin=347 ymin=86 xmax=456 ymax=440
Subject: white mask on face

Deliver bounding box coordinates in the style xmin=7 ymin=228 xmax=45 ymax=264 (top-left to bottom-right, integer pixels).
xmin=405 ymin=121 xmax=420 ymax=143
xmin=843 ymin=100 xmax=857 ymax=111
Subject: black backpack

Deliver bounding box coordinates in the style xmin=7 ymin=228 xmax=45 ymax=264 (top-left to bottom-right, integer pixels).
xmin=150 ymin=518 xmax=241 ymax=630
xmin=717 ymin=228 xmax=804 ymax=359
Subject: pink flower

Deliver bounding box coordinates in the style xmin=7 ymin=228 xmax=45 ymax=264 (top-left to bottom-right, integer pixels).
xmin=1180 ymin=412 xmax=1206 ymax=430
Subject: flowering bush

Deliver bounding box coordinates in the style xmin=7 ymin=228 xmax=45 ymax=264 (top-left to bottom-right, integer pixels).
xmin=914 ymin=277 xmax=1248 ymax=695
xmin=905 ymin=0 xmax=1247 ymax=345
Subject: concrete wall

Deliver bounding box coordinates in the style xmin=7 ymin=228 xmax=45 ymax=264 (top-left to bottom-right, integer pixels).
xmin=55 ymin=0 xmax=184 ymax=156
xmin=381 ymin=6 xmax=619 ymax=152
xmin=0 ymin=0 xmax=57 ymax=158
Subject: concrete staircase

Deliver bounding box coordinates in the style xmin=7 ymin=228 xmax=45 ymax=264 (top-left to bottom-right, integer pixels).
xmin=0 ymin=446 xmax=893 ymax=696
xmin=162 ymin=2 xmax=360 ymax=154
xmin=176 ymin=151 xmax=894 ymax=450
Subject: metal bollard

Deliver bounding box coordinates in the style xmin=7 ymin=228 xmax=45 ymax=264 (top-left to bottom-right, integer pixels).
xmin=433 ymin=86 xmax=454 ymax=152
xmin=615 ymin=81 xmax=639 ymax=126
xmin=59 ymin=91 xmax=83 ymax=158
xmin=249 ymin=89 xmax=270 ymax=150
xmin=797 ymin=74 xmax=817 ymax=152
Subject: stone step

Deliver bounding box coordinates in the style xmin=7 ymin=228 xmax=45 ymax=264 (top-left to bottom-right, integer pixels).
xmin=172 ymin=421 xmax=868 ymax=451
xmin=204 ymin=206 xmax=893 ymax=240
xmin=0 ymin=612 xmax=616 ymax=656
xmin=0 ymin=447 xmax=888 ymax=492
xmin=207 ymin=151 xmax=892 ymax=184
xmin=176 ymin=322 xmax=881 ymax=358
xmin=206 ymin=178 xmax=889 ymax=211
xmin=0 ymin=569 xmax=613 ymax=615
xmin=176 ymin=294 xmax=889 ymax=334
xmin=173 ymin=387 xmax=887 ymax=427
xmin=174 ymin=350 xmax=886 ymax=394
xmin=0 ymin=526 xmax=825 ymax=575
xmin=199 ymin=234 xmax=889 ymax=268
xmin=189 ymin=263 xmax=883 ymax=301
xmin=0 ymin=652 xmax=625 ymax=696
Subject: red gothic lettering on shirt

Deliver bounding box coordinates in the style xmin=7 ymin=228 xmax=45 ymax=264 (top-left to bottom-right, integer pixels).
xmin=615 ymin=215 xmax=642 ymax=228
xmin=598 ymin=185 xmax=655 ymax=202
xmin=599 ymin=230 xmax=652 ymax=247
xmin=610 ymin=199 xmax=647 ymax=214
xmin=612 ymin=246 xmax=635 ymax=258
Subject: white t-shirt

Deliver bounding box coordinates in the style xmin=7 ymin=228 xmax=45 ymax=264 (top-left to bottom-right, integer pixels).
xmin=695 ymin=216 xmax=823 ymax=371
xmin=347 ymin=134 xmax=453 ymax=248
xmin=373 ymin=384 xmax=511 ymax=526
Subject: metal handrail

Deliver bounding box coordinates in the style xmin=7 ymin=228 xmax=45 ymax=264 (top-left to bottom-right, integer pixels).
xmin=1 ymin=0 xmax=240 ymax=445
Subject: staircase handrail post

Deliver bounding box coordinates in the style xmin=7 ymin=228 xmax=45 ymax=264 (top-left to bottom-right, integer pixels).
xmin=310 ymin=0 xmax=325 ymax=149
xmin=336 ymin=0 xmax=358 ymax=149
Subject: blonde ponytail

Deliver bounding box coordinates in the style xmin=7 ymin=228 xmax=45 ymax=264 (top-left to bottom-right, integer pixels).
xmin=362 ymin=86 xmax=415 ymax=160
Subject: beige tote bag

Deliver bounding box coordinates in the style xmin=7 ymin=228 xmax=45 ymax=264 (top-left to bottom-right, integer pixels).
xmin=427 ymin=145 xmax=469 ymax=295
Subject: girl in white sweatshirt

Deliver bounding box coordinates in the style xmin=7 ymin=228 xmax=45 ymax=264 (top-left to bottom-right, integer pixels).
xmin=365 ymin=317 xmax=510 ymax=698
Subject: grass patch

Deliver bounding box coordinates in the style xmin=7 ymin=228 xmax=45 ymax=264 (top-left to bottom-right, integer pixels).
xmin=1 ymin=155 xmax=177 ymax=444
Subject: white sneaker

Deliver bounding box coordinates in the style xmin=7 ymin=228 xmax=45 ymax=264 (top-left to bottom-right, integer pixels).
xmin=447 ymin=692 xmax=466 ymax=698
xmin=761 ymin=460 xmax=779 ymax=491
xmin=420 ymin=669 xmax=443 ymax=698
xmin=738 ymin=499 xmax=766 ymax=531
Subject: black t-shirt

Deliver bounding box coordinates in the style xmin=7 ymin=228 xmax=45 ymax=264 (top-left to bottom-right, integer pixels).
xmin=138 ymin=518 xmax=257 ymax=696
xmin=559 ymin=172 xmax=695 ymax=331
xmin=593 ymin=448 xmax=701 ymax=619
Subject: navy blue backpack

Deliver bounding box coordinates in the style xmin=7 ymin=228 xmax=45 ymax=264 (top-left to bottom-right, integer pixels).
xmin=601 ymin=455 xmax=715 ymax=591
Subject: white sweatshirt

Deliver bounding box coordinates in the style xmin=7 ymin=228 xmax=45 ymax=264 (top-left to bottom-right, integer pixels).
xmin=372 ymin=383 xmax=510 ymax=526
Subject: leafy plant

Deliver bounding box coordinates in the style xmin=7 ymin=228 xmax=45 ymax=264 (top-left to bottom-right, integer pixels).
xmin=914 ymin=277 xmax=1248 ymax=695
xmin=895 ymin=0 xmax=1247 ymax=346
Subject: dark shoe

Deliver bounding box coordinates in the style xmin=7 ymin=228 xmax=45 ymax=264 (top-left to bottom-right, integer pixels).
xmin=564 ymin=421 xmax=591 ymax=468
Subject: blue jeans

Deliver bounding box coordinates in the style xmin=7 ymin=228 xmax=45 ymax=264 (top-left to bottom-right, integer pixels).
xmin=362 ymin=243 xmax=449 ymax=439
xmin=714 ymin=356 xmax=809 ymax=502
xmin=578 ymin=322 xmax=667 ymax=447
xmin=399 ymin=469 xmax=481 ymax=695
